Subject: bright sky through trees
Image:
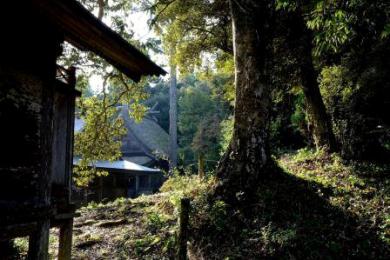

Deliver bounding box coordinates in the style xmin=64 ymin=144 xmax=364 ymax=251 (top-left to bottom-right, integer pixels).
xmin=88 ymin=7 xmax=167 ymax=93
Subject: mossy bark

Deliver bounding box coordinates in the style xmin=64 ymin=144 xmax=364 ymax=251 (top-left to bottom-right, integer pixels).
xmin=215 ymin=0 xmax=272 ymax=204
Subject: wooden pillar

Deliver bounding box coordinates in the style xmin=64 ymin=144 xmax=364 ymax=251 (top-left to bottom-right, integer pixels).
xmin=28 ymin=220 xmax=50 ymax=260
xmin=198 ymin=154 xmax=205 ymax=178
xmin=58 ymin=218 xmax=74 ymax=260
xmin=177 ymin=198 xmax=190 ymax=260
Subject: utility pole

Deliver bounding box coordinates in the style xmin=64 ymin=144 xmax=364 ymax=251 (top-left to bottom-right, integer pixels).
xmin=169 ymin=63 xmax=178 ymax=173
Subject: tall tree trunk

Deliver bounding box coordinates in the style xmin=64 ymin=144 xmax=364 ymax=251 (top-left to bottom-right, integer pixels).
xmin=215 ymin=0 xmax=272 ymax=204
xmin=169 ymin=64 xmax=178 ymax=172
xmin=296 ymin=10 xmax=337 ymax=152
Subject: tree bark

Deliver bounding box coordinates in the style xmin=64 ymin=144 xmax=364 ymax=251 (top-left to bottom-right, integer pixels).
xmin=215 ymin=0 xmax=272 ymax=204
xmin=169 ymin=63 xmax=178 ymax=172
xmin=295 ymin=10 xmax=337 ymax=152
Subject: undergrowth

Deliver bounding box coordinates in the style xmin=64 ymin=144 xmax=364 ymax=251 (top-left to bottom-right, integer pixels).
xmin=11 ymin=149 xmax=389 ymax=259
xmin=187 ymin=148 xmax=390 ymax=258
xmin=279 ymin=148 xmax=390 ymax=246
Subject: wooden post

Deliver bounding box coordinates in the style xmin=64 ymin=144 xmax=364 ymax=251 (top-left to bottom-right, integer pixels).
xmin=58 ymin=218 xmax=74 ymax=260
xmin=28 ymin=220 xmax=50 ymax=260
xmin=198 ymin=154 xmax=205 ymax=178
xmin=177 ymin=198 xmax=190 ymax=260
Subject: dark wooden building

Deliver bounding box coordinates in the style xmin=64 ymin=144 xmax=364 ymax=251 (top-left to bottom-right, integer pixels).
xmin=0 ymin=0 xmax=165 ymax=259
xmin=74 ymin=159 xmax=165 ymax=202
xmin=74 ymin=105 xmax=170 ymax=202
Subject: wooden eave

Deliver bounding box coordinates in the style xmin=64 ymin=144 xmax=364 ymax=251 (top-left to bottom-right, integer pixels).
xmin=33 ymin=0 xmax=166 ymax=82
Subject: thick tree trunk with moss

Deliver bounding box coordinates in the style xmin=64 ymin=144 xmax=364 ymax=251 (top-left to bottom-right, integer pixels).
xmin=215 ymin=0 xmax=272 ymax=204
xmin=296 ymin=12 xmax=337 ymax=152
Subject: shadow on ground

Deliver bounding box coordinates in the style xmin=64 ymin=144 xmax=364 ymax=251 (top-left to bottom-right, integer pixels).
xmin=190 ymin=166 xmax=389 ymax=259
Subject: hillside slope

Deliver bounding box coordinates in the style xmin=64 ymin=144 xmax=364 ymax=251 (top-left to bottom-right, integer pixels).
xmin=13 ymin=150 xmax=389 ymax=259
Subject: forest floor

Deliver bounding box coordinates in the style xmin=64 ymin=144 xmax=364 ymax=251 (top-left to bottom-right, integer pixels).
xmin=14 ymin=193 xmax=180 ymax=259
xmin=14 ymin=149 xmax=389 ymax=259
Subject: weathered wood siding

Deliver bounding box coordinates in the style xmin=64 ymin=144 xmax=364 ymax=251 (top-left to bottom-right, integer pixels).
xmin=0 ymin=70 xmax=44 ymax=203
xmin=52 ymin=82 xmax=77 ymax=205
xmin=0 ymin=1 xmax=63 ymax=226
xmin=52 ymin=90 xmax=69 ymax=186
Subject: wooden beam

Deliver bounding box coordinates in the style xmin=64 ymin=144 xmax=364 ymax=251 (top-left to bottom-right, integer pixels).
xmin=0 ymin=223 xmax=38 ymax=240
xmin=33 ymin=0 xmax=166 ymax=82
xmin=58 ymin=219 xmax=74 ymax=260
xmin=28 ymin=220 xmax=50 ymax=260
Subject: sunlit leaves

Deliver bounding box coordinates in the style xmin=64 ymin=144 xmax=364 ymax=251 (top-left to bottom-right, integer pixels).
xmin=73 ymin=97 xmax=127 ymax=186
xmin=319 ymin=65 xmax=354 ymax=107
xmin=304 ymin=0 xmax=389 ymax=56
xmin=219 ymin=116 xmax=233 ymax=154
xmin=147 ymin=0 xmax=231 ymax=72
xmin=130 ymin=102 xmax=149 ymax=122
xmin=214 ymin=53 xmax=235 ymax=104
xmin=72 ymin=74 xmax=152 ymax=186
xmin=275 ymin=0 xmax=296 ymax=11
xmin=63 ymin=0 xmax=158 ymax=186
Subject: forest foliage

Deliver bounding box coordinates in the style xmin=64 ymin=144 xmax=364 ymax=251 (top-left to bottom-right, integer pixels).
xmin=67 ymin=0 xmax=389 ymax=184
